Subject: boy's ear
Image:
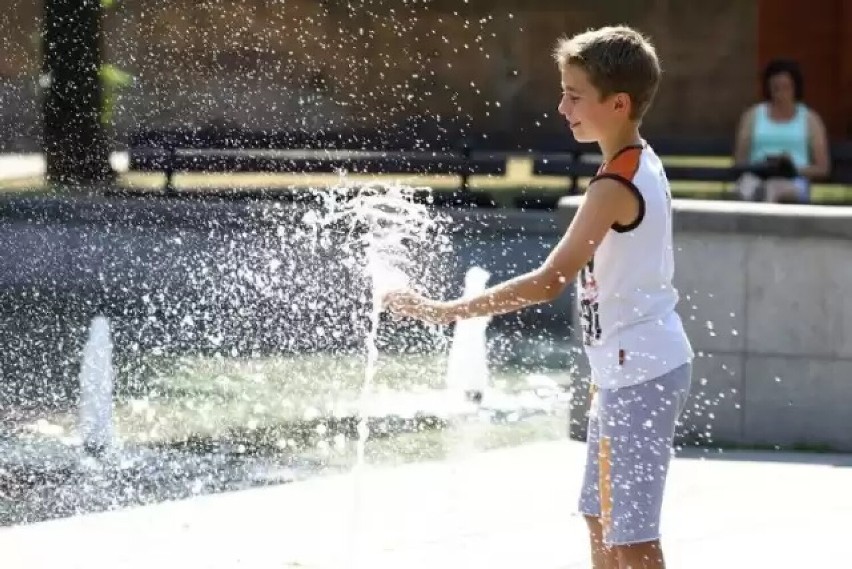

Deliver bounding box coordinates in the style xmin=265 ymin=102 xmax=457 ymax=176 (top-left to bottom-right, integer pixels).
xmin=613 ymin=92 xmax=631 ymax=114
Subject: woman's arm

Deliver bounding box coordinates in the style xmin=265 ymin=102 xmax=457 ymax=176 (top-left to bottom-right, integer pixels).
xmin=799 ymin=110 xmax=830 ymax=180
xmin=733 ymin=107 xmax=755 ymax=165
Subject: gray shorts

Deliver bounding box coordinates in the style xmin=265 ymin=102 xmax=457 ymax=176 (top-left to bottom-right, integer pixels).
xmin=578 ymin=363 xmax=692 ymax=546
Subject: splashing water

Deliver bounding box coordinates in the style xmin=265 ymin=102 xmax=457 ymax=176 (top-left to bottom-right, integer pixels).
xmin=300 ymin=180 xmax=452 ymax=567
xmin=445 ymin=265 xmax=491 ymax=410
xmin=78 ymin=316 xmax=115 ymax=456
xmin=332 ymin=184 xmax=444 ymax=462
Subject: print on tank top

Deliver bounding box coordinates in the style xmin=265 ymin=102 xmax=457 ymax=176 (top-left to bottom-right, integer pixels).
xmin=579 ymin=257 xmax=601 ymax=345
xmin=578 ymin=144 xmax=641 ymax=348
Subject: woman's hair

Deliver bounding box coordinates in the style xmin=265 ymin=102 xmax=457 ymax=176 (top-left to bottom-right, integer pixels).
xmin=761 ymin=58 xmax=804 ymax=101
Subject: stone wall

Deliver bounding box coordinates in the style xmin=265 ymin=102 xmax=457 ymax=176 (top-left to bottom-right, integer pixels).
xmin=1 ymin=0 xmax=758 ymax=150
xmin=1 ymin=189 xmax=849 ymax=450
xmin=559 ymin=197 xmax=852 ymax=452
xmin=0 ymin=196 xmax=570 ymax=408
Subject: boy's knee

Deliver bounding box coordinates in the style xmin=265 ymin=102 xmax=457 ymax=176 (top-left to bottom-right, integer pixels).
xmin=584 ymin=515 xmax=606 ymax=542
xmin=584 ymin=514 xmax=602 ymax=530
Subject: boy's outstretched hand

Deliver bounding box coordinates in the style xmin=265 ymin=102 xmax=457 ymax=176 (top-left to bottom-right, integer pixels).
xmin=383 ymin=290 xmax=456 ymax=325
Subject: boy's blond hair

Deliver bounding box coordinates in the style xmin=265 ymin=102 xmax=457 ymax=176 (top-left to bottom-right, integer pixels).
xmin=554 ymin=25 xmax=661 ymax=121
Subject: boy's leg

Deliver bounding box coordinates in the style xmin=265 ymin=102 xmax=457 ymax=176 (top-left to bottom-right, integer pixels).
xmin=615 ymin=540 xmax=665 ymax=568
xmin=585 ymin=514 xmax=619 ymax=569
xmin=596 ymin=363 xmax=692 ymax=567
xmin=578 ymin=389 xmax=619 ymax=568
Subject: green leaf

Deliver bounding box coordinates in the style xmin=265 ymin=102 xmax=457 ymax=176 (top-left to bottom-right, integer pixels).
xmin=100 ymin=64 xmax=133 ymax=87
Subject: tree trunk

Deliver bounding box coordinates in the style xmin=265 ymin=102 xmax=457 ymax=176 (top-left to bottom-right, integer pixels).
xmin=42 ymin=0 xmax=111 ymax=185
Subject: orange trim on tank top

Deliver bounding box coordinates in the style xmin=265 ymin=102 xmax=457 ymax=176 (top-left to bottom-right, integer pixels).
xmin=599 ymin=146 xmax=642 ymax=180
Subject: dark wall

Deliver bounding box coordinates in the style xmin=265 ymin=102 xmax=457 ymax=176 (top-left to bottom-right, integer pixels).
xmin=758 ymin=0 xmax=852 ymax=138
xmin=0 ymin=0 xmax=758 ymax=151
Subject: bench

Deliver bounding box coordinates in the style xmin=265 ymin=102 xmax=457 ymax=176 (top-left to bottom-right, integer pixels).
xmin=532 ymin=138 xmax=736 ymax=195
xmin=829 ymin=140 xmax=852 ymax=187
xmin=532 ymin=136 xmax=852 ymax=199
xmin=126 ymin=126 xmax=506 ymax=206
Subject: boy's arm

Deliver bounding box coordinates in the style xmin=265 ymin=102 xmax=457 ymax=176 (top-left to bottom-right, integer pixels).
xmin=435 ymin=178 xmax=635 ymax=321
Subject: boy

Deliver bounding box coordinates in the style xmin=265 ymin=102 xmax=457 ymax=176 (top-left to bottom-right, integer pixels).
xmin=385 ymin=25 xmax=692 ymax=569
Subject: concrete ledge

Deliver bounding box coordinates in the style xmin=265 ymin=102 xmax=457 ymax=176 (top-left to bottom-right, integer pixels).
xmin=558 ymin=197 xmax=852 ymax=451
xmin=443 ymin=208 xmax=560 ymax=237
xmin=0 ymin=194 xmax=563 ymax=238
xmin=559 ymin=196 xmax=852 ymax=240
xmin=0 ymin=193 xmax=305 ymax=231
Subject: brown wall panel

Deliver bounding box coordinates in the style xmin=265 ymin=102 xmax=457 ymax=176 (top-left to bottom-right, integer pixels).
xmin=0 ymin=0 xmax=763 ymax=147
xmin=758 ymin=0 xmax=849 ymax=138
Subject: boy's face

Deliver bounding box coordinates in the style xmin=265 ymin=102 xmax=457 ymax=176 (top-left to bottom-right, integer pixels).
xmin=558 ymin=64 xmax=626 ymax=143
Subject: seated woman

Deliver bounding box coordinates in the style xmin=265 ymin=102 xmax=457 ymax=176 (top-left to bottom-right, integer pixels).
xmin=733 ymin=59 xmax=830 ymax=203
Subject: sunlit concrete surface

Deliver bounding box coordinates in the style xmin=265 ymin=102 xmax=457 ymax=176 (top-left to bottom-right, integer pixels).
xmin=0 ymin=153 xmax=130 ymax=180
xmin=1 ymin=439 xmax=849 ymax=568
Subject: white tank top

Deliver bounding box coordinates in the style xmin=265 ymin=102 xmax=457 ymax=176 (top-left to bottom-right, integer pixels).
xmin=578 ymin=142 xmax=693 ymax=389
